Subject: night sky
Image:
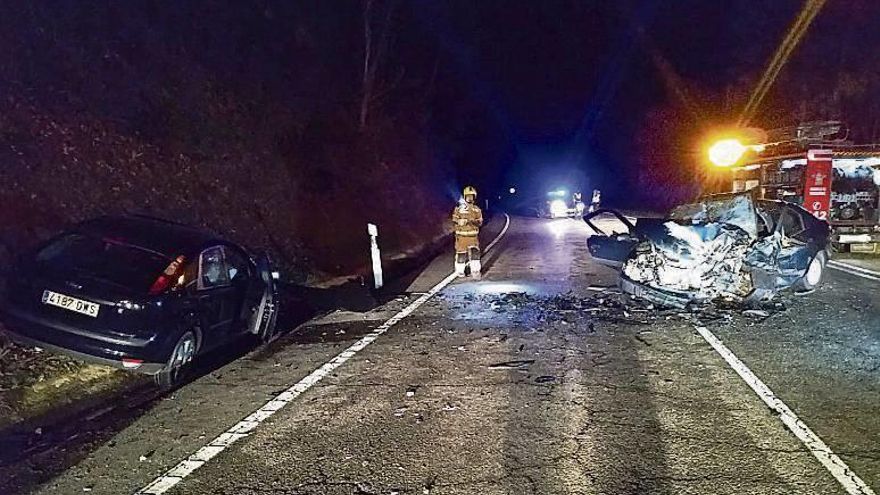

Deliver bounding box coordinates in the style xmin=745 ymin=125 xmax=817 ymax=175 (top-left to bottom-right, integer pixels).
xmin=412 ymin=0 xmax=880 ymax=208
xmin=3 ymin=0 xmax=879 ymax=212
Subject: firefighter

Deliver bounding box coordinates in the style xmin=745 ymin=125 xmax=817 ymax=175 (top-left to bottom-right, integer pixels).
xmin=573 ymin=192 xmax=585 ymax=216
xmin=452 ymin=186 xmax=483 ymax=279
xmin=589 ymin=189 xmax=602 ymax=213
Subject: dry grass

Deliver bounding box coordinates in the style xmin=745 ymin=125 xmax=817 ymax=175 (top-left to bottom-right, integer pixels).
xmin=0 ymin=328 xmax=134 ymax=431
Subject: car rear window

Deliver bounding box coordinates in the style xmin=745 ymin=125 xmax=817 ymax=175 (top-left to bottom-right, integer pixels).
xmin=35 ymin=233 xmax=171 ymax=292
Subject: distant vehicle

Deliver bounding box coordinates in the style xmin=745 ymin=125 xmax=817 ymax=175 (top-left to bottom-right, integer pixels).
xmin=0 ymin=216 xmax=279 ymax=389
xmin=538 ymin=189 xmax=583 ymax=219
xmin=583 ymin=192 xmax=832 ymax=308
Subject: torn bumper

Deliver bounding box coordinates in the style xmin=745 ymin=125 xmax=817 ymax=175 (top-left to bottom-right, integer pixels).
xmin=618 ymin=274 xmax=694 ymax=309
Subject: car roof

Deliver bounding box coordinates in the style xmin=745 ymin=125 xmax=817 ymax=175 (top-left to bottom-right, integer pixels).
xmin=74 ymin=215 xmax=224 ymax=258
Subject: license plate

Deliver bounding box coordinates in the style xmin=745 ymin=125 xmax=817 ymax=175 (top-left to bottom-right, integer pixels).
xmin=42 ymin=290 xmax=100 ymax=318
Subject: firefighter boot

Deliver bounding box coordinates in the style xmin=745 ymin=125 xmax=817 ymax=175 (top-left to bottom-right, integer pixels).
xmin=469 ymin=248 xmax=482 ymax=280
xmin=455 ymin=252 xmax=467 ymax=277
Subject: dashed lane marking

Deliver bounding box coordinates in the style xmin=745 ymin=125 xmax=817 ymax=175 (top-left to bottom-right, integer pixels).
xmin=695 ymin=325 xmax=876 ymax=495
xmin=135 ymin=213 xmax=511 ymax=495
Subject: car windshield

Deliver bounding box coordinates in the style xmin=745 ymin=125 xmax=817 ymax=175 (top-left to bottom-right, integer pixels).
xmin=35 ymin=233 xmax=171 ymax=292
xmin=668 ymin=194 xmax=759 ymax=238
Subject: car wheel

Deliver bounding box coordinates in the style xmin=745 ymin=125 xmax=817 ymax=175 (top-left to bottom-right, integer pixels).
xmin=154 ymin=331 xmax=197 ymax=390
xmin=794 ymin=251 xmax=826 ymax=292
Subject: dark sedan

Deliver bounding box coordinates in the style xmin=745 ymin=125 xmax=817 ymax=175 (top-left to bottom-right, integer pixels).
xmin=0 ymin=216 xmax=278 ymax=388
xmin=583 ymin=192 xmax=833 ymax=308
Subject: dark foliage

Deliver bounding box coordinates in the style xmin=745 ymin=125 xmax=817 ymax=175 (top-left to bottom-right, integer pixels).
xmin=0 ymin=1 xmax=460 ymax=282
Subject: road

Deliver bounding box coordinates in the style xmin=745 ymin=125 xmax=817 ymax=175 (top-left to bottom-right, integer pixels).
xmin=4 ymin=215 xmax=880 ymax=494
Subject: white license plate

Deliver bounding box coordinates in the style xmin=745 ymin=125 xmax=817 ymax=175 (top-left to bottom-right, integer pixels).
xmin=42 ymin=290 xmax=101 ymax=318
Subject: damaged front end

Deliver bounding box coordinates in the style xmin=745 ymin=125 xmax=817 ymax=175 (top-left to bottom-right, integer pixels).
xmin=585 ymin=192 xmax=830 ymax=309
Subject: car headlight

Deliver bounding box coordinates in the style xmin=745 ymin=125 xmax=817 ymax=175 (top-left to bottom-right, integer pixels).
xmin=550 ymin=200 xmax=568 ymax=217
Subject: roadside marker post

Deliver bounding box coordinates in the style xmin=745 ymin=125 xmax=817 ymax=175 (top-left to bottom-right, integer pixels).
xmin=368 ymin=223 xmax=383 ymax=289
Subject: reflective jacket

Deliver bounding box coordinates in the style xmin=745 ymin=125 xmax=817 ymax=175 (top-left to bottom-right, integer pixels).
xmin=452 ymin=202 xmax=483 ymax=237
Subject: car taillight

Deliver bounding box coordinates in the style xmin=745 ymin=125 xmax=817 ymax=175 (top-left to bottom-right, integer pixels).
xmin=148 ymin=255 xmax=186 ymax=295
xmin=122 ymin=358 xmax=143 ymax=369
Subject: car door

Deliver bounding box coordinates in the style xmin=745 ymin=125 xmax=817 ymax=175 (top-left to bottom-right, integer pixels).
xmin=774 ymin=206 xmax=814 ymax=286
xmin=222 ymin=245 xmax=256 ymax=330
xmin=582 ymin=209 xmax=640 ymax=267
xmin=194 ymin=245 xmax=240 ymax=345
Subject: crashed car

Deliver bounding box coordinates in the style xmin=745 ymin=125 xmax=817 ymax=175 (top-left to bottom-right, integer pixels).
xmin=583 ymin=192 xmax=832 ymax=308
xmin=0 ymin=215 xmax=279 ymax=389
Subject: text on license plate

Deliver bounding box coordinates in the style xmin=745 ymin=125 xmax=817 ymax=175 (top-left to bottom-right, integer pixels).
xmin=42 ymin=290 xmax=100 ymax=317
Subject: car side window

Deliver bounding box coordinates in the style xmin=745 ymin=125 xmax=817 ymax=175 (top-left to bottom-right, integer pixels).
xmin=182 ymin=259 xmax=199 ymax=289
xmin=198 ymin=246 xmax=230 ymax=290
xmin=755 ymin=208 xmax=774 ymax=237
xmin=224 ymin=247 xmax=250 ymax=283
xmin=778 ymin=207 xmax=807 ymax=241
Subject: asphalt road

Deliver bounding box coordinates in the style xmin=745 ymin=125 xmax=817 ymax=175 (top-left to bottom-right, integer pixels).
xmin=6 ymin=215 xmax=880 ymax=494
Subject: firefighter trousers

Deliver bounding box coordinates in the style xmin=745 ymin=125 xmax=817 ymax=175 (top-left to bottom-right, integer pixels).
xmin=454 ymin=235 xmax=481 ymax=280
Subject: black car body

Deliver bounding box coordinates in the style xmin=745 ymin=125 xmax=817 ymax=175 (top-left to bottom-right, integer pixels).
xmin=583 ymin=192 xmax=833 ymax=308
xmin=0 ymin=216 xmax=278 ymax=387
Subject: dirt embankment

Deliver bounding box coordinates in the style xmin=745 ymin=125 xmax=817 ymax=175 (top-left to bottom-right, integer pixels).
xmin=0 ymin=94 xmax=452 ymax=284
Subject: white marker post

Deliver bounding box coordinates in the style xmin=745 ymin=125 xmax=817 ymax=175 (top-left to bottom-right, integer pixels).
xmin=367 ymin=223 xmax=383 ymax=289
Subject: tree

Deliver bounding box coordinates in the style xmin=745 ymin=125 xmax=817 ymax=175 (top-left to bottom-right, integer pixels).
xmin=359 ymin=0 xmax=399 ymax=131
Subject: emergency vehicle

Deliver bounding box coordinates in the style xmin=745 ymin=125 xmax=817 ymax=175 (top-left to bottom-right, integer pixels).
xmin=729 ymin=122 xmax=880 ymax=253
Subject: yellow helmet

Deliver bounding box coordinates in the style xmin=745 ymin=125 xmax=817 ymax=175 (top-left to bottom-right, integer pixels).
xmin=463 ymin=186 xmax=477 ymax=198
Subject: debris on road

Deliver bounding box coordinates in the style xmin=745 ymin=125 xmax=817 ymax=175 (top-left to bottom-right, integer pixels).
xmin=453 ymin=284 xmax=790 ymax=337
xmin=488 ymin=359 xmax=535 ymax=370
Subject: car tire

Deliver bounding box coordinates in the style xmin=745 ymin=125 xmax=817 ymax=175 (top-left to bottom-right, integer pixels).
xmin=794 ymin=251 xmax=827 ymax=292
xmin=154 ymin=330 xmax=197 ymax=390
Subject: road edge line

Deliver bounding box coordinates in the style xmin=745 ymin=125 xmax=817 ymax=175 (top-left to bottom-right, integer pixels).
xmin=694 ymin=325 xmax=876 ymax=495
xmin=135 ymin=213 xmax=511 ymax=495
xmin=828 ymin=260 xmax=880 ymax=281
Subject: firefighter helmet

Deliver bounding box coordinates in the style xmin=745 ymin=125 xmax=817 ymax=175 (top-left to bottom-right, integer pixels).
xmin=463 ymin=186 xmax=477 ymax=198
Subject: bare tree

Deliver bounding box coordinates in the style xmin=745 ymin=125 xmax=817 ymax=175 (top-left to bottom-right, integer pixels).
xmin=359 ymin=0 xmax=397 ymax=131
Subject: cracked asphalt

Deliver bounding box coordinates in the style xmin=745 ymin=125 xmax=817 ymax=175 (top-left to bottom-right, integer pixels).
xmin=9 ymin=215 xmax=880 ymax=494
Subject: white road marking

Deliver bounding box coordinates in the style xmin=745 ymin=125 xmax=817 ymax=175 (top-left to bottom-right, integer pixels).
xmin=135 ymin=213 xmax=511 ymax=495
xmin=828 ymin=260 xmax=880 ymax=281
xmin=695 ymin=325 xmax=876 ymax=495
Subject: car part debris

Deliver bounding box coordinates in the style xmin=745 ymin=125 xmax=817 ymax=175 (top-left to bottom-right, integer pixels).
xmin=488 ymin=359 xmax=535 ymax=370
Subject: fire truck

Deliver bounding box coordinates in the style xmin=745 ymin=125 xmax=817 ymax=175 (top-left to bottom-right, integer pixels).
xmin=729 ymin=122 xmax=880 ymax=253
